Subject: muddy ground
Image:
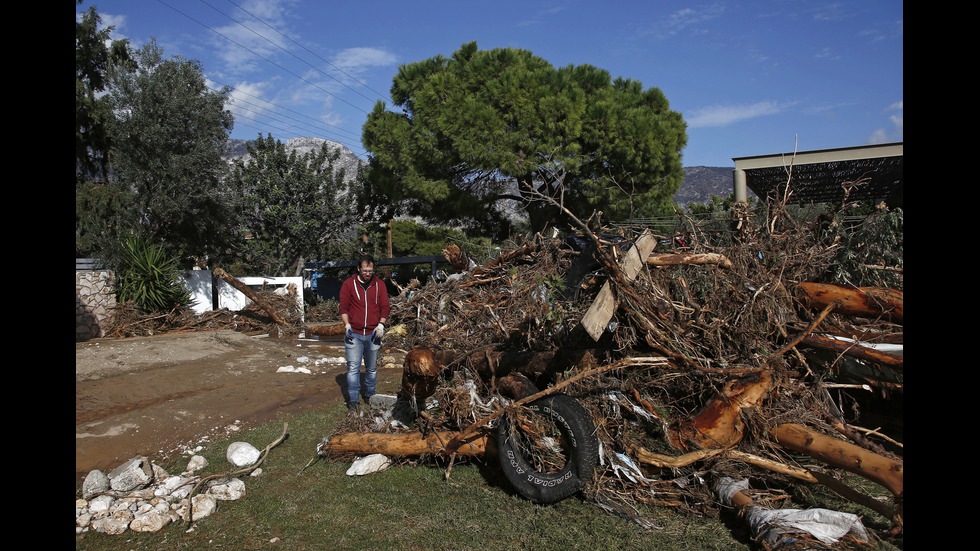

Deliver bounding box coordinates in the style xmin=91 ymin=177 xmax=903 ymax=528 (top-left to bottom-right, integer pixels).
xmin=75 ymin=330 xmax=405 ymax=482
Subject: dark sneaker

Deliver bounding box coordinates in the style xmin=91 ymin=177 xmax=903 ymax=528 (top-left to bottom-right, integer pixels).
xmin=347 ymin=402 xmax=360 ymax=413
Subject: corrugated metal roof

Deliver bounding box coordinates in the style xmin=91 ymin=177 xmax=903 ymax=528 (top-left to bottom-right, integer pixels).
xmin=734 ymin=143 xmax=903 ymax=207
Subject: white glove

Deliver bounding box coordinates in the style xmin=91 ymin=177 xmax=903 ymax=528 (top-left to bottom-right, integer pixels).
xmin=374 ymin=323 xmax=385 ymax=340
xmin=345 ymin=324 xmax=353 ymax=338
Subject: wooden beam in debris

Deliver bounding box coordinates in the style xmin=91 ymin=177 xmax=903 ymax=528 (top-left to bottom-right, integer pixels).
xmin=580 ymin=230 xmax=658 ymax=340
xmin=647 ymin=252 xmax=733 ymax=270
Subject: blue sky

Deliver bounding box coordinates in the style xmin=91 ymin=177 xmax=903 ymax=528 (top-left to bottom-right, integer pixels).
xmin=81 ymin=0 xmax=903 ymax=167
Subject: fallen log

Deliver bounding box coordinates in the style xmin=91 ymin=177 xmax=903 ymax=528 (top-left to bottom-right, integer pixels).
xmin=213 ymin=268 xmax=287 ymax=326
xmin=647 ymin=252 xmax=733 ymax=270
xmin=319 ymin=431 xmax=487 ymax=457
xmin=668 ymin=369 xmax=773 ymax=450
xmin=771 ymin=423 xmax=903 ymax=499
xmin=307 ymin=322 xmax=345 ymax=337
xmin=797 ymin=282 xmax=903 ymax=323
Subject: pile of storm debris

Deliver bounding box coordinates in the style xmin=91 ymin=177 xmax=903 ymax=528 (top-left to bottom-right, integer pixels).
xmin=317 ymin=197 xmax=903 ymax=549
xmin=105 ymin=269 xmax=306 ymax=338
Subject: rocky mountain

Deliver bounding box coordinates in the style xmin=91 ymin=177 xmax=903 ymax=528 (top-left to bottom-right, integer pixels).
xmin=224 ymin=136 xmax=742 ymax=209
xmin=223 ymin=137 xmax=364 ymax=179
xmin=676 ymin=166 xmax=742 ymax=207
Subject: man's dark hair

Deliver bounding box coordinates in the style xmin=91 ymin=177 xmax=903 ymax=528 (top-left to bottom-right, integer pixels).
xmin=359 ymin=254 xmax=375 ymax=268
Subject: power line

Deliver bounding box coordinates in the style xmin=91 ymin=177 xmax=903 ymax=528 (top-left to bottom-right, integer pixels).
xmin=156 ymin=0 xmax=370 ymax=115
xmin=219 ymin=0 xmax=390 ymax=102
xmin=209 ymin=78 xmax=363 ymax=143
xmin=225 ymin=101 xmax=367 ymax=155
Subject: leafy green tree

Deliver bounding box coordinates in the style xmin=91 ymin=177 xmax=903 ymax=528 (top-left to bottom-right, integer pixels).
xmin=231 ymin=134 xmax=356 ymax=276
xmin=362 ymin=42 xmax=687 ymax=236
xmin=686 ymin=192 xmax=756 ymax=216
xmin=76 ymin=1 xmax=131 ymax=182
xmin=105 ymin=39 xmax=236 ymax=266
xmin=76 ymin=2 xmax=134 ymax=257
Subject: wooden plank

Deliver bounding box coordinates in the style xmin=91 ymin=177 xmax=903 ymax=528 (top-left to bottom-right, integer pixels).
xmin=580 ymin=230 xmax=657 ymax=340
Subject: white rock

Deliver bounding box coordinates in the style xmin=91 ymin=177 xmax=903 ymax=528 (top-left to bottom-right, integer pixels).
xmin=110 ymin=497 xmax=142 ymax=519
xmin=156 ymin=475 xmax=193 ymax=499
xmin=176 ymin=494 xmax=217 ymax=521
xmin=130 ymin=509 xmax=172 ymax=532
xmin=76 ymin=512 xmax=92 ymax=529
xmin=92 ymin=509 xmax=133 ymax=534
xmin=227 ymin=442 xmax=261 ymax=467
xmin=108 ymin=457 xmax=151 ymax=492
xmin=82 ymin=469 xmax=110 ymax=499
xmin=88 ymin=494 xmax=114 ymax=514
xmin=186 ymin=455 xmax=209 ymax=473
xmin=207 ymin=478 xmax=246 ymax=500
xmin=151 ymin=462 xmax=170 ymax=480
xmin=346 ymin=454 xmax=392 ymax=476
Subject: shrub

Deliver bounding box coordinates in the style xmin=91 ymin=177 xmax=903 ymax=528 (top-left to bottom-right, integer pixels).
xmin=115 ymin=236 xmax=190 ymax=313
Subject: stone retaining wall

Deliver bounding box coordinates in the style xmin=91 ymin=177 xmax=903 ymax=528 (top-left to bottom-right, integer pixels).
xmin=76 ymin=270 xmax=116 ymax=342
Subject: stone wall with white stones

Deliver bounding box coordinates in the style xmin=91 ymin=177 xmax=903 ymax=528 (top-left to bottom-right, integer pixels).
xmin=76 ymin=270 xmax=116 ymax=342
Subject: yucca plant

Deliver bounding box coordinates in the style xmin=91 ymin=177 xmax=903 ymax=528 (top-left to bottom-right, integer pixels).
xmin=116 ymin=236 xmax=190 ymax=313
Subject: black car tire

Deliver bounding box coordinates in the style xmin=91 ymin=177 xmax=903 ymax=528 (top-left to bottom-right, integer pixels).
xmin=495 ymin=393 xmax=599 ymax=503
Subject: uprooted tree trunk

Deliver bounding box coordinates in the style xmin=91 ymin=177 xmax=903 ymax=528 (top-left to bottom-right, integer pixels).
xmin=771 ymin=423 xmax=904 ymax=533
xmin=668 ymin=370 xmax=774 ymax=451
xmin=319 ymin=431 xmax=488 ymax=457
xmin=797 ymin=282 xmax=903 ymax=323
xmin=213 ymin=268 xmax=287 ymax=326
xmin=771 ymin=423 xmax=903 ymax=499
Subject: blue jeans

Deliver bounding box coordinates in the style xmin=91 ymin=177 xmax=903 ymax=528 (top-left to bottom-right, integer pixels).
xmin=345 ymin=332 xmax=380 ymax=403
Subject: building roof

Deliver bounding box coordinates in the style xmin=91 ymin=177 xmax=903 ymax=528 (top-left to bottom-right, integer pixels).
xmin=733 ymin=143 xmax=903 ymax=208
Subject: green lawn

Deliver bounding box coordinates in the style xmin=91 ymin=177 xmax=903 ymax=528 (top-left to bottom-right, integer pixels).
xmin=75 ymin=404 xmax=902 ymax=550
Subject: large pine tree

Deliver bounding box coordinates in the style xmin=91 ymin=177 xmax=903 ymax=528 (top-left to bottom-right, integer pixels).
xmin=362 ymin=42 xmax=688 ymax=236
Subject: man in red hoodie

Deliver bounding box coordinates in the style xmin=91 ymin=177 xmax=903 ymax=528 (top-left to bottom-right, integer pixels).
xmin=339 ymin=254 xmax=390 ymax=412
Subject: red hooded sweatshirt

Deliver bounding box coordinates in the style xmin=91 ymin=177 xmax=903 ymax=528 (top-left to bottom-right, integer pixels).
xmin=339 ymin=273 xmax=390 ymax=335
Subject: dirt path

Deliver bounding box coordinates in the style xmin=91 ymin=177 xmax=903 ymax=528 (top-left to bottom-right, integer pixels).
xmin=75 ymin=330 xmax=404 ymax=482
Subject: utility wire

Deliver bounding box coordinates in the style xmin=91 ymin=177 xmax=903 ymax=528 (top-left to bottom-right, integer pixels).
xmin=224 ymin=100 xmax=366 ymax=155
xmin=208 ymin=78 xmax=363 ymax=142
xmin=220 ymin=0 xmax=390 ymax=102
xmin=156 ymin=0 xmax=369 ymax=114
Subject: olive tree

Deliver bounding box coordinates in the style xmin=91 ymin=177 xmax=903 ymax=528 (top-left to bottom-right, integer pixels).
xmin=230 ymin=134 xmax=357 ymax=276
xmin=106 ymin=39 xmax=236 ymax=266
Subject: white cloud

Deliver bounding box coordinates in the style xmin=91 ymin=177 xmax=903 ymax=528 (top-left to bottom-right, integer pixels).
xmin=210 ymin=0 xmax=298 ymax=72
xmin=686 ymin=101 xmax=788 ymax=128
xmin=868 ymin=100 xmax=903 ymax=143
xmin=332 ymin=47 xmax=398 ymax=70
xmin=223 ymin=80 xmax=278 ymax=120
xmin=661 ymin=4 xmax=725 ymax=37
